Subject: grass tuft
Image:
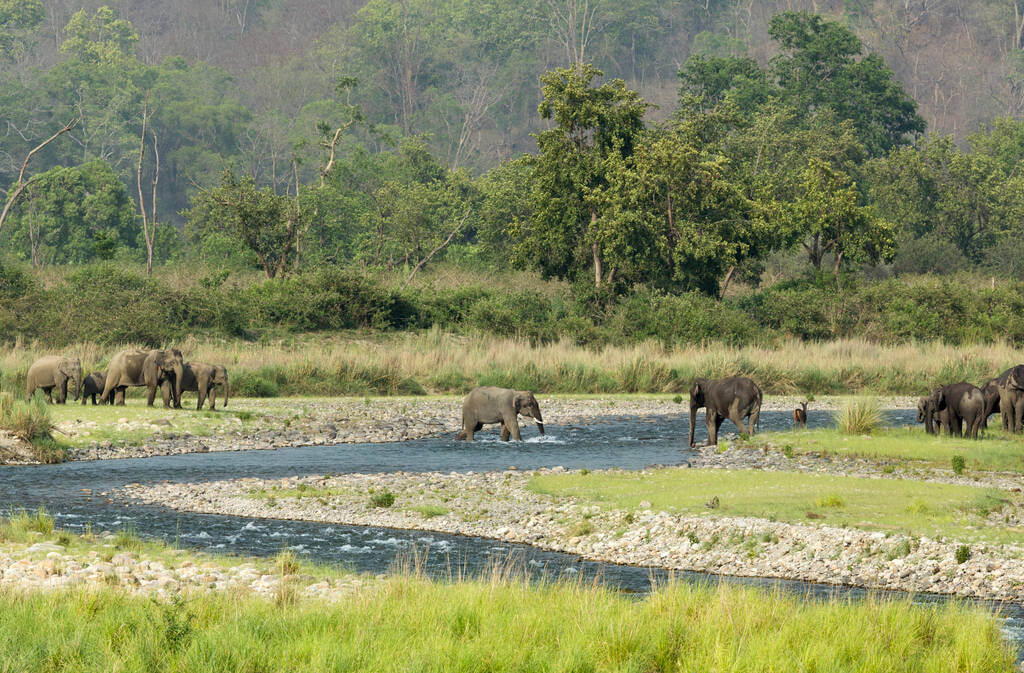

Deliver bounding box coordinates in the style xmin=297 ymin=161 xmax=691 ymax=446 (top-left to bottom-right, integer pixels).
xmin=835 ymin=398 xmax=883 ymax=435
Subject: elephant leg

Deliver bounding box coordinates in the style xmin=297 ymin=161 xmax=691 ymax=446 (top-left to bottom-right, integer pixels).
xmin=503 ymin=413 xmax=522 ymax=440
xmin=1014 ymin=398 xmax=1024 ymax=434
xmin=208 ymin=387 xmax=217 ymax=411
xmin=500 ymin=423 xmax=511 ymax=441
xmin=115 ymin=388 xmax=126 ymax=406
xmin=950 ymin=413 xmax=962 ymax=437
xmin=44 ymin=387 xmax=53 ymax=404
xmin=146 ymin=383 xmax=158 ymax=407
xmin=197 ymin=386 xmax=207 ymax=411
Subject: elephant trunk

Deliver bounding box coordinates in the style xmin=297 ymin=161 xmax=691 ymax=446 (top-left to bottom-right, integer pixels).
xmin=71 ymin=373 xmax=81 ymax=401
xmin=534 ymin=407 xmax=543 ymax=435
xmin=689 ymin=399 xmax=698 ymax=447
xmin=222 ymin=374 xmax=229 ymax=407
xmin=924 ymin=406 xmax=935 ymax=435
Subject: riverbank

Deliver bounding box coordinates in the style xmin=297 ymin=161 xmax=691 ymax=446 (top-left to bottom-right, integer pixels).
xmin=121 ymin=446 xmax=1024 ymax=601
xmin=0 ymin=514 xmax=1014 ymax=673
xmin=2 ymin=394 xmax=918 ymax=464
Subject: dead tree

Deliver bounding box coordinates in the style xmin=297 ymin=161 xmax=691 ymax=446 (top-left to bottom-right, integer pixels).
xmin=136 ymin=93 xmax=160 ymax=275
xmin=0 ymin=117 xmax=78 ymax=237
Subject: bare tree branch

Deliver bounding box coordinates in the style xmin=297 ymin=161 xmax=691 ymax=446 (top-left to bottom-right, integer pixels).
xmin=402 ymin=208 xmax=471 ymax=288
xmin=0 ymin=116 xmax=79 ymax=237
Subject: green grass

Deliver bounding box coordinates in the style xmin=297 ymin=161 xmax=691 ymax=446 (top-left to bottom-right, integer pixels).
xmin=248 ymin=484 xmax=351 ymax=500
xmin=0 ymin=577 xmax=1012 ymax=673
xmin=407 ymin=504 xmax=448 ymax=518
xmin=528 ymin=468 xmax=1020 ymax=544
xmin=751 ymin=427 xmax=1024 ymax=473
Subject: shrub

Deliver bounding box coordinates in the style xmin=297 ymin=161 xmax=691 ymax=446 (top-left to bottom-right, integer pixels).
xmin=815 ymin=495 xmax=845 ymax=508
xmin=233 ymin=373 xmax=279 ymax=398
xmin=835 ymin=398 xmax=882 ymax=435
xmin=955 ymin=545 xmax=971 ymax=564
xmin=370 ymin=490 xmax=396 ymax=508
xmin=951 ymin=455 xmax=966 ymax=475
xmin=0 ymin=393 xmax=53 ymax=443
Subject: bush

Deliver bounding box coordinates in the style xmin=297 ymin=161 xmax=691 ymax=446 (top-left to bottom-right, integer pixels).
xmin=0 ymin=393 xmax=53 ymax=442
xmin=951 ymin=455 xmax=966 ymax=475
xmin=835 ymin=398 xmax=882 ymax=435
xmin=369 ymin=490 xmax=396 ymax=508
xmin=955 ymin=544 xmax=971 ymax=564
xmin=233 ymin=373 xmax=279 ymax=398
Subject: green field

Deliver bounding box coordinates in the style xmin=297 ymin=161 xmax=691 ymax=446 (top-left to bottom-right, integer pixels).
xmin=750 ymin=428 xmax=1024 ymax=473
xmin=0 ymin=577 xmax=1012 ymax=673
xmin=529 ymin=468 xmax=1022 ymax=544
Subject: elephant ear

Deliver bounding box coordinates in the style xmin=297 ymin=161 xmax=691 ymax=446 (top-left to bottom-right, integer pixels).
xmin=513 ymin=393 xmax=524 ymax=414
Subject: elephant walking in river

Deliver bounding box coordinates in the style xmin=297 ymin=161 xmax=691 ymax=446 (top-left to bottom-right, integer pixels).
xmin=688 ymin=377 xmax=762 ymax=448
xmin=454 ymin=386 xmax=544 ymax=441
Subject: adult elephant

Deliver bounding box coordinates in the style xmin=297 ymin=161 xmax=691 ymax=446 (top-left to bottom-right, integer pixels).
xmin=996 ymin=365 xmax=1024 ymax=433
xmin=25 ymin=356 xmax=81 ymax=404
xmin=172 ymin=362 xmax=229 ymax=410
xmin=916 ymin=396 xmax=947 ymax=435
xmin=688 ymin=377 xmax=762 ymax=448
xmin=454 ymin=387 xmax=544 ymax=441
xmin=81 ymin=372 xmax=113 ymax=406
xmin=928 ymin=382 xmax=984 ymax=438
xmin=100 ymin=348 xmax=184 ymax=407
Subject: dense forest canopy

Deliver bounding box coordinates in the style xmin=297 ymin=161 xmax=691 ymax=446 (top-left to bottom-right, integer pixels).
xmin=2 ymin=0 xmax=1024 ymax=302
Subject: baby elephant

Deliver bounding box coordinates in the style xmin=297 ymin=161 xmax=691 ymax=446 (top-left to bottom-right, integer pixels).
xmin=454 ymin=386 xmax=544 ymax=441
xmin=82 ymin=372 xmax=113 ymax=405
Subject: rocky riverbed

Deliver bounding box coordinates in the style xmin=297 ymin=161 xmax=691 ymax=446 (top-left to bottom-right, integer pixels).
xmin=5 ymin=394 xmax=916 ymax=464
xmin=0 ymin=533 xmax=370 ymax=601
xmin=120 ymin=462 xmax=1024 ymax=602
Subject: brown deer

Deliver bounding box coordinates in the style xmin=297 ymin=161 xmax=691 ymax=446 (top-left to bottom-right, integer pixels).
xmin=793 ymin=401 xmax=807 ymax=428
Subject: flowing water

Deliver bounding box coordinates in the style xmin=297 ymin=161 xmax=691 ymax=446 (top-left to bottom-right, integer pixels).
xmin=2 ymin=408 xmax=1022 ymax=656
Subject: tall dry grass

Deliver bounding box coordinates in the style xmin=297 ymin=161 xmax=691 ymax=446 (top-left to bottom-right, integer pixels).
xmin=1 ymin=332 xmax=1021 ymax=396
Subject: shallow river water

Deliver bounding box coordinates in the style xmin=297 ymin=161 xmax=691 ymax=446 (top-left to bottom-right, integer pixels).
xmin=2 ymin=408 xmax=1023 ymax=657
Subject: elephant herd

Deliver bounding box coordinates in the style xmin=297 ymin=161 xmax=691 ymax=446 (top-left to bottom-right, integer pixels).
xmin=917 ymin=366 xmax=1024 ymax=439
xmin=25 ymin=349 xmax=229 ymax=411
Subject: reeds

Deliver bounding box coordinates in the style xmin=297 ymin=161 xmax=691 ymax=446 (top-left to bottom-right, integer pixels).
xmin=1 ymin=335 xmax=1021 ymax=396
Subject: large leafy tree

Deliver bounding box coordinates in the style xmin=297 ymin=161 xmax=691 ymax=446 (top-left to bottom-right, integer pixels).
xmin=0 ymin=0 xmax=43 ymax=61
xmin=0 ymin=159 xmax=136 ymax=265
xmin=186 ymin=168 xmax=305 ymax=279
xmin=512 ymin=64 xmax=648 ymax=291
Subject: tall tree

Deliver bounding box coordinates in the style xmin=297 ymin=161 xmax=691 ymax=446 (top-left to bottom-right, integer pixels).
xmin=512 ymin=64 xmax=647 ymax=290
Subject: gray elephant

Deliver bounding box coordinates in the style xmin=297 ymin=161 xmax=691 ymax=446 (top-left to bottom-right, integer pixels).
xmin=916 ymin=396 xmax=947 ymax=435
xmin=979 ymin=377 xmax=1001 ymax=430
xmin=688 ymin=377 xmax=762 ymax=448
xmin=996 ymin=365 xmax=1024 ymax=433
xmin=81 ymin=372 xmax=114 ymax=405
xmin=170 ymin=362 xmax=229 ymax=410
xmin=100 ymin=348 xmax=184 ymax=407
xmin=927 ymin=382 xmax=984 ymax=438
xmin=25 ymin=356 xmax=82 ymax=404
xmin=454 ymin=386 xmax=544 ymax=441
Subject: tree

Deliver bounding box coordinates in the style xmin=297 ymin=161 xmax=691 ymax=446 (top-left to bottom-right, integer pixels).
xmin=767 ymin=11 xmax=925 ymax=156
xmin=0 ymin=159 xmax=137 ymax=265
xmin=0 ymin=0 xmax=44 ymax=60
xmin=794 ymin=159 xmax=894 ymax=280
xmin=0 ymin=117 xmax=77 ymax=237
xmin=59 ymin=6 xmax=138 ymax=65
xmin=512 ymin=64 xmax=648 ymax=291
xmin=186 ymin=168 xmax=304 ymax=278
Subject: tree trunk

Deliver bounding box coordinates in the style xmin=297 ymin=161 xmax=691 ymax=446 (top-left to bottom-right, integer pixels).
xmin=833 ymin=249 xmax=844 ymax=281
xmin=720 ymin=265 xmax=736 ymax=300
xmin=590 ymin=210 xmax=601 ymax=288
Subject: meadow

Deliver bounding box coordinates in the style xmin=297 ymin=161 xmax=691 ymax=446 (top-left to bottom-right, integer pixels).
xmin=528 ymin=468 xmax=1020 ymax=544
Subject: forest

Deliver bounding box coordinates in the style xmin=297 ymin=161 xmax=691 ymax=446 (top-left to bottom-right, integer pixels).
xmin=2 ymin=0 xmax=1024 ymax=346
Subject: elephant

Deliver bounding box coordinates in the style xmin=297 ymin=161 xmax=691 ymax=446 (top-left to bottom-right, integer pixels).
xmin=100 ymin=348 xmax=184 ymax=407
xmin=917 ymin=396 xmax=947 ymax=435
xmin=980 ymin=377 xmax=1001 ymax=430
xmin=996 ymin=365 xmax=1024 ymax=434
xmin=688 ymin=377 xmax=762 ymax=448
xmin=25 ymin=356 xmax=82 ymax=404
xmin=170 ymin=362 xmax=229 ymax=410
xmin=927 ymin=382 xmax=984 ymax=438
xmin=454 ymin=387 xmax=544 ymax=441
xmin=81 ymin=372 xmax=114 ymax=405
